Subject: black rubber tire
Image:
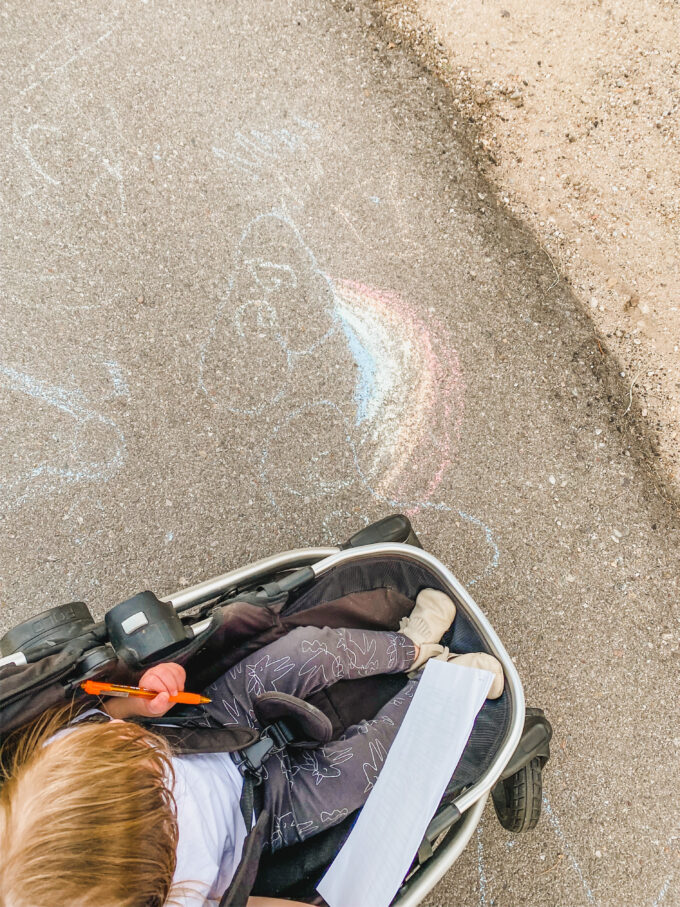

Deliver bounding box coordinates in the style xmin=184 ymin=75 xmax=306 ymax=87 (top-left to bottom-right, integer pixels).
xmin=492 ymin=756 xmax=543 ymax=833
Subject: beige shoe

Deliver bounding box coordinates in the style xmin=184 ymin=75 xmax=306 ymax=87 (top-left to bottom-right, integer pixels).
xmin=436 ymin=650 xmax=505 ymax=699
xmin=409 ymin=642 xmax=446 ymax=671
xmin=399 ymin=589 xmax=457 ymax=648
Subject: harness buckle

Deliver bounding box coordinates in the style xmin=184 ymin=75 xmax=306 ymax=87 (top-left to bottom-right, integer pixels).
xmin=233 ymin=720 xmax=295 ymax=782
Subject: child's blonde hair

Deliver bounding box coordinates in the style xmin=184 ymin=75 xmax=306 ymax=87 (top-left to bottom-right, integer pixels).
xmin=0 ymin=704 xmax=181 ymax=907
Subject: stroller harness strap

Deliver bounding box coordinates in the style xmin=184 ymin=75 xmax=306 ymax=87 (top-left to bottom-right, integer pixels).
xmin=136 ymin=719 xmax=260 ymax=755
xmin=218 ymin=807 xmax=271 ymax=907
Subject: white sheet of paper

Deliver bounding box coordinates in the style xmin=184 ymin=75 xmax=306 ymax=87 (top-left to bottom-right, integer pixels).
xmin=317 ymin=659 xmax=493 ymax=907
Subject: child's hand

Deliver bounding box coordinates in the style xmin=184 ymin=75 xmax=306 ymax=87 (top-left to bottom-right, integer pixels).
xmin=136 ymin=663 xmax=187 ymax=717
xmin=101 ymin=663 xmax=186 ymax=721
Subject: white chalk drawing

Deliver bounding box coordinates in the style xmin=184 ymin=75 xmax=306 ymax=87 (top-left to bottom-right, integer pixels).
xmin=3 ymin=19 xmax=128 ymax=310
xmin=197 ymin=224 xmax=341 ymax=415
xmin=471 ymin=798 xmax=675 ymax=907
xmin=476 ymin=821 xmax=489 ymax=906
xmin=321 ymin=510 xmax=370 ymax=545
xmin=212 ymin=117 xmax=322 ymax=179
xmin=9 ymin=20 xmax=124 ymax=210
xmin=101 ymin=359 xmax=130 ymax=398
xmin=198 ymin=209 xmax=499 ymax=585
xmin=12 ymin=23 xmax=118 ymax=105
xmin=12 ymin=106 xmax=126 ymax=215
xmin=540 ymin=795 xmax=596 ymax=904
xmin=212 ymin=119 xmax=324 ymax=214
xmin=0 ymin=364 xmax=126 ymax=512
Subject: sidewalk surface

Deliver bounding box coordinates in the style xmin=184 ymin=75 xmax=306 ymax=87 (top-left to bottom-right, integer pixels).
xmin=0 ymin=2 xmax=678 ymax=906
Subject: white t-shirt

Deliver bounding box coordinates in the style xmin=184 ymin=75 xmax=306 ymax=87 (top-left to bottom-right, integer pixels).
xmin=44 ymin=709 xmax=247 ymax=906
xmin=168 ymin=749 xmax=247 ymax=906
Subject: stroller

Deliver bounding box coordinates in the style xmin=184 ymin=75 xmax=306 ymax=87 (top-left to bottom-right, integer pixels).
xmin=0 ymin=514 xmax=552 ymax=906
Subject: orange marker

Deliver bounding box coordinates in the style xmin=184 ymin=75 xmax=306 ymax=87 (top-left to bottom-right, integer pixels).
xmin=81 ymin=680 xmax=211 ymax=705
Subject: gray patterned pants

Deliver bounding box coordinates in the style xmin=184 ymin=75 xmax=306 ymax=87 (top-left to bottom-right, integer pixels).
xmin=203 ymin=625 xmax=418 ymax=851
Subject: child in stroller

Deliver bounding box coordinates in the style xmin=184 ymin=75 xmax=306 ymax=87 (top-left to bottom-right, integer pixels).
xmin=0 ymin=587 xmax=503 ymax=907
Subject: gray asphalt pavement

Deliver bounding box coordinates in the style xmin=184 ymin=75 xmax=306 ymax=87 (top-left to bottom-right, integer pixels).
xmin=0 ymin=2 xmax=678 ymax=905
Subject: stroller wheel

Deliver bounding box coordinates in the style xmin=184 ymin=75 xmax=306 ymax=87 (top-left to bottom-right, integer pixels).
xmin=492 ymin=756 xmax=543 ymax=833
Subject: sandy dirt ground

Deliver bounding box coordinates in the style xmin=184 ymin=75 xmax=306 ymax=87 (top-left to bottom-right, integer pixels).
xmin=376 ymin=0 xmax=680 ymax=496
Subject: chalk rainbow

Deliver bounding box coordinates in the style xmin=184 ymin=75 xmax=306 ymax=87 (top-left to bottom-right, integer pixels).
xmin=330 ymin=277 xmax=465 ymax=509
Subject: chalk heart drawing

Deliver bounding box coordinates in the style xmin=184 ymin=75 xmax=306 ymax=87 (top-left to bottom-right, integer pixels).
xmin=9 ymin=16 xmax=125 ymax=222
xmin=199 ymin=213 xmax=500 ymax=582
xmin=13 ymin=99 xmax=126 ymax=217
xmin=0 ymin=365 xmax=125 ymax=512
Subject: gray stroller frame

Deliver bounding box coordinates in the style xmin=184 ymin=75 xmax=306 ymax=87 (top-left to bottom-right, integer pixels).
xmin=167 ymin=542 xmax=530 ymax=906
